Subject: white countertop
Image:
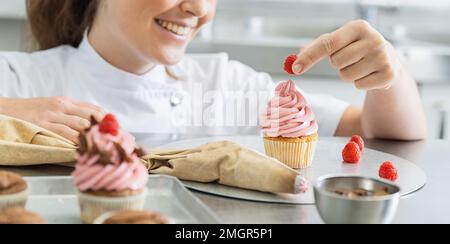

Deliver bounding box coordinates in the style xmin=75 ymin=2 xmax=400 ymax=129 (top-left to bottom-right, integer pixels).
xmin=2 ymin=137 xmax=450 ymax=223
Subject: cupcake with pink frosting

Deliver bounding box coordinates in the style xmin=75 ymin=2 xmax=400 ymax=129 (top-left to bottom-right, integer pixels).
xmin=72 ymin=114 xmax=148 ymax=224
xmin=261 ymin=80 xmax=319 ymax=169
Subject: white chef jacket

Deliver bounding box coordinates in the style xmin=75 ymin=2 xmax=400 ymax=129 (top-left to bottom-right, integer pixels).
xmin=0 ymin=35 xmax=348 ymax=145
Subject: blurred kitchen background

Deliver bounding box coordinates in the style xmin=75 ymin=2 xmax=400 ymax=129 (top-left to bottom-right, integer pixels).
xmin=1 ymin=0 xmax=449 ymax=139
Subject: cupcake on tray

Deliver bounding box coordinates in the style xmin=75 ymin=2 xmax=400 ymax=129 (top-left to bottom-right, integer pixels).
xmin=0 ymin=171 xmax=29 ymax=210
xmin=72 ymin=114 xmax=149 ymax=224
xmin=261 ymin=80 xmax=319 ymax=169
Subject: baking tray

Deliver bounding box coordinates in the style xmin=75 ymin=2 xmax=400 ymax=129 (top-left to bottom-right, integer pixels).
xmin=24 ymin=175 xmax=221 ymax=224
xmin=158 ymin=136 xmax=427 ymax=205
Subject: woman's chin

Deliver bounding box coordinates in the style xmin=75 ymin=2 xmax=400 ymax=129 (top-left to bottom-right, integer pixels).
xmin=158 ymin=50 xmax=186 ymax=66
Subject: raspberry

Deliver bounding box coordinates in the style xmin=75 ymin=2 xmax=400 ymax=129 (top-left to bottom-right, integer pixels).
xmin=342 ymin=142 xmax=361 ymax=164
xmin=350 ymin=135 xmax=365 ymax=151
xmin=99 ymin=114 xmax=119 ymax=136
xmin=379 ymin=161 xmax=398 ymax=181
xmin=284 ymin=54 xmax=297 ymax=75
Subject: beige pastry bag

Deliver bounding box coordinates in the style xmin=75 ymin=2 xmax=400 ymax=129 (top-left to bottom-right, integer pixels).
xmin=142 ymin=141 xmax=306 ymax=194
xmin=0 ymin=115 xmax=77 ymax=166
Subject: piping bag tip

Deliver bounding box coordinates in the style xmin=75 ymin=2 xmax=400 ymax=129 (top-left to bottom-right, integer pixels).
xmin=294 ymin=175 xmax=309 ymax=194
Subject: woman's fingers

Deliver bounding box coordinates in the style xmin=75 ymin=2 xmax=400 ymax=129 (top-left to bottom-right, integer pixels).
xmin=46 ymin=123 xmax=80 ymax=143
xmin=342 ymin=43 xmax=397 ymax=90
xmin=339 ymin=51 xmax=385 ymax=82
xmin=294 ymin=19 xmax=398 ymax=91
xmin=293 ymin=34 xmax=340 ymax=74
xmin=293 ymin=20 xmax=372 ymax=74
xmin=66 ymin=101 xmax=105 ymax=122
xmin=354 ymin=70 xmax=395 ymax=90
xmin=48 ymin=96 xmax=105 ymax=122
xmin=46 ymin=97 xmax=105 ymax=142
xmin=329 ymin=39 xmax=372 ymax=70
xmin=50 ymin=114 xmax=90 ymax=132
xmin=73 ymin=100 xmax=105 ymax=114
xmin=339 ymin=58 xmax=373 ymax=82
xmin=0 ymin=96 xmax=106 ymax=144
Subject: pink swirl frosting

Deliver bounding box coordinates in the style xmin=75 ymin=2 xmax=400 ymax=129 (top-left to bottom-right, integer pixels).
xmin=72 ymin=125 xmax=148 ymax=192
xmin=261 ymin=80 xmax=318 ymax=138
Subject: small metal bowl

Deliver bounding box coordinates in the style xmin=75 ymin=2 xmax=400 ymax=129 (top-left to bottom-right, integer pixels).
xmin=314 ymin=175 xmax=400 ymax=224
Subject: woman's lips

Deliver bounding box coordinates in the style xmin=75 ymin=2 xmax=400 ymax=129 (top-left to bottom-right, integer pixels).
xmin=155 ymin=18 xmax=193 ymax=37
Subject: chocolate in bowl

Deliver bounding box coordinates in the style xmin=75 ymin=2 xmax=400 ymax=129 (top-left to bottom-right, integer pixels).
xmin=314 ymin=176 xmax=400 ymax=224
xmin=333 ymin=187 xmax=390 ymax=198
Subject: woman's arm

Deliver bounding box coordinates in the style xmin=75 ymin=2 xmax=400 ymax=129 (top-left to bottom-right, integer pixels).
xmin=291 ymin=20 xmax=427 ymax=140
xmin=360 ymin=66 xmax=426 ymax=140
xmin=0 ymin=96 xmax=104 ymax=143
xmin=0 ymin=53 xmax=106 ymax=143
xmin=335 ymin=66 xmax=427 ymax=140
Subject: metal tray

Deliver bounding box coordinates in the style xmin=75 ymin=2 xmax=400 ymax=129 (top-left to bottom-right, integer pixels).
xmin=24 ymin=175 xmax=221 ymax=224
xmin=158 ymin=136 xmax=427 ymax=205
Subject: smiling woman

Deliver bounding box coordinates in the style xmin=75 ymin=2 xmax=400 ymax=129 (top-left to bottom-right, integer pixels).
xmin=88 ymin=0 xmax=216 ymax=74
xmin=27 ymin=0 xmax=216 ymax=74
xmin=0 ymin=0 xmax=426 ymax=146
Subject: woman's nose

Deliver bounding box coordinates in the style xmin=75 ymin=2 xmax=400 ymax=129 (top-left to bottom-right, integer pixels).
xmin=181 ymin=0 xmax=209 ymax=17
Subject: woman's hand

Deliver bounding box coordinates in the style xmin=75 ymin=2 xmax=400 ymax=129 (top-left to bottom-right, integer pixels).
xmin=291 ymin=20 xmax=427 ymax=140
xmin=0 ymin=97 xmax=104 ymax=143
xmin=292 ymin=20 xmax=401 ymax=90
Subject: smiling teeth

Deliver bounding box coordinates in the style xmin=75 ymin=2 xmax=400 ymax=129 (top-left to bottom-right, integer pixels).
xmin=157 ymin=19 xmax=191 ymax=36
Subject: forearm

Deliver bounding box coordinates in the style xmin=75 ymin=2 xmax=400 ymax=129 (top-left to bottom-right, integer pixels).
xmin=362 ymin=67 xmax=427 ymax=140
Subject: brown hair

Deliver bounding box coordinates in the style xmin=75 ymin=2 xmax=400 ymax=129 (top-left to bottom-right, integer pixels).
xmin=26 ymin=0 xmax=99 ymax=50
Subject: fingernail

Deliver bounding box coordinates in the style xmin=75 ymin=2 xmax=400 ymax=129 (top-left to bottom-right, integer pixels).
xmin=293 ymin=64 xmax=303 ymax=74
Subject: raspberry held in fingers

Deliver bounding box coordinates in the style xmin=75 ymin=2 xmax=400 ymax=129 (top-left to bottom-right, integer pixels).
xmin=284 ymin=54 xmax=297 ymax=75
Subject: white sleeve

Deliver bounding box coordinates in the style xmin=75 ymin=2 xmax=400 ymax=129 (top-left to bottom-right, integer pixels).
xmin=306 ymin=93 xmax=349 ymax=137
xmin=182 ymin=54 xmax=276 ymax=136
xmin=0 ymin=56 xmax=19 ymax=97
xmin=0 ymin=51 xmax=64 ymax=98
xmin=224 ymin=60 xmax=275 ymax=135
xmin=0 ymin=53 xmax=38 ymax=98
xmin=226 ymin=60 xmax=275 ymax=112
xmin=226 ymin=60 xmax=349 ymax=137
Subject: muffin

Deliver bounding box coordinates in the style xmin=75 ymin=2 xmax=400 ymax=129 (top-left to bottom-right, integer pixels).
xmin=94 ymin=210 xmax=170 ymax=224
xmin=261 ymin=80 xmax=318 ymax=169
xmin=0 ymin=171 xmax=29 ymax=210
xmin=0 ymin=207 xmax=45 ymax=224
xmin=72 ymin=114 xmax=149 ymax=224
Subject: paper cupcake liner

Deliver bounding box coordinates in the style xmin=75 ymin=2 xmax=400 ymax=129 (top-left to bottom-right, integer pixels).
xmin=76 ymin=188 xmax=147 ymax=224
xmin=264 ymin=137 xmax=317 ymax=169
xmin=0 ymin=188 xmax=29 ymax=210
